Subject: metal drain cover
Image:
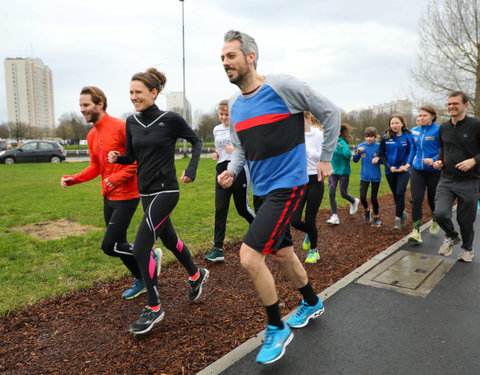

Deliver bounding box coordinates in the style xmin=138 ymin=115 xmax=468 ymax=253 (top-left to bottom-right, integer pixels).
xmin=356 ymin=250 xmax=456 ymax=297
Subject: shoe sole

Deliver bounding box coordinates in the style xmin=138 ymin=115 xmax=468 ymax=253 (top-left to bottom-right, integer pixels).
xmin=327 ymin=222 xmax=340 ymax=225
xmin=439 ymin=248 xmax=453 ymax=257
xmin=258 ymin=331 xmax=294 ymax=365
xmin=129 ymin=311 xmax=165 ymax=335
xmin=288 ymin=306 xmax=325 ymax=328
xmin=407 ymin=236 xmax=422 ymax=243
xmin=439 ymin=238 xmax=460 ymax=256
xmin=458 ymin=256 xmax=474 ymax=262
xmin=123 ymin=288 xmax=147 ymax=300
xmin=205 ymin=256 xmax=225 ymax=262
xmin=190 ymin=269 xmax=210 ymax=302
xmin=154 ymin=248 xmax=163 ymax=277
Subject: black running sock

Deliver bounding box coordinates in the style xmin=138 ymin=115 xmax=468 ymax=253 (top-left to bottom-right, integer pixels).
xmin=265 ymin=301 xmax=284 ymax=329
xmin=298 ymin=281 xmax=318 ymax=306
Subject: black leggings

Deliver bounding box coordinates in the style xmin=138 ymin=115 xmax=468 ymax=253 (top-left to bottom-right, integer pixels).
xmin=134 ymin=191 xmax=198 ymax=307
xmin=410 ymin=168 xmax=441 ymax=229
xmin=385 ymin=172 xmax=410 ymax=218
xmin=291 ymin=175 xmax=324 ymax=249
xmin=102 ymin=197 xmax=141 ymax=279
xmin=214 ymin=162 xmax=255 ymax=248
xmin=359 ymin=180 xmax=380 ymax=215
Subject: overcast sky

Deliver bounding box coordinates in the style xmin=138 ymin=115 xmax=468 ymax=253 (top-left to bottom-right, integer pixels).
xmin=0 ymin=0 xmax=431 ymax=125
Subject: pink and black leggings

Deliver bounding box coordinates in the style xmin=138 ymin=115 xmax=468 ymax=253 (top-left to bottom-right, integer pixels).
xmin=134 ymin=191 xmax=198 ymax=307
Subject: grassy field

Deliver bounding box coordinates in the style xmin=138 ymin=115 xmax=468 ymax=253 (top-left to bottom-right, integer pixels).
xmin=0 ymin=158 xmax=390 ymax=315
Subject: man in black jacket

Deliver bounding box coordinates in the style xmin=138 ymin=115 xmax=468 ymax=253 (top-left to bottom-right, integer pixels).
xmin=434 ymin=91 xmax=480 ymax=262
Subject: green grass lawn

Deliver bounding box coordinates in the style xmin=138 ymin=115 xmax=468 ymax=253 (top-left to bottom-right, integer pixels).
xmin=0 ymin=158 xmax=390 ymax=315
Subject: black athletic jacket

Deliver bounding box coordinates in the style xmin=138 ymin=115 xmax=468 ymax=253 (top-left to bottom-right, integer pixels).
xmin=438 ymin=115 xmax=480 ymax=180
xmin=117 ymin=104 xmax=202 ymax=194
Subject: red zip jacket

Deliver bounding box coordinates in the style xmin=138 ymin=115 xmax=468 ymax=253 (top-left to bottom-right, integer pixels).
xmin=63 ymin=113 xmax=139 ymax=200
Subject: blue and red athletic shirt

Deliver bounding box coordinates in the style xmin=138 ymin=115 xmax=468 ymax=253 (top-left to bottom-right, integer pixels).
xmin=227 ymin=74 xmax=340 ymax=197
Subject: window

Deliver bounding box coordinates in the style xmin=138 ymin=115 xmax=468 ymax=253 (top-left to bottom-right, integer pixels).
xmin=39 ymin=142 xmax=54 ymax=150
xmin=22 ymin=143 xmax=37 ymax=151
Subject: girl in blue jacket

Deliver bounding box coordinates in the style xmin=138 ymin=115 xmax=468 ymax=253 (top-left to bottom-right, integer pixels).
xmin=327 ymin=123 xmax=359 ymax=225
xmin=406 ymin=105 xmax=441 ymax=243
xmin=379 ymin=114 xmax=413 ymax=230
xmin=353 ymin=127 xmax=382 ymax=227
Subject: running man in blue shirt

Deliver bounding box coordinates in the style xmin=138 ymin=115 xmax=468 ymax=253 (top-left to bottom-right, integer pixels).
xmin=218 ymin=30 xmax=340 ymax=365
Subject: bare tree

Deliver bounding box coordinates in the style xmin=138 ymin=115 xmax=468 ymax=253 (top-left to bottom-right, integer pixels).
xmin=411 ymin=0 xmax=480 ymax=116
xmin=0 ymin=123 xmax=9 ymax=139
xmin=58 ymin=112 xmax=90 ymax=142
xmin=196 ymin=110 xmax=219 ymax=142
xmin=7 ymin=121 xmax=30 ymax=141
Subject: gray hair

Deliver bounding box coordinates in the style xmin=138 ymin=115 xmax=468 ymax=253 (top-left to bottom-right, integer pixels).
xmin=224 ymin=30 xmax=259 ymax=69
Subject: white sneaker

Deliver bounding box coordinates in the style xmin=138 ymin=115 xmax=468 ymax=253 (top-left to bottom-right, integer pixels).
xmin=327 ymin=214 xmax=340 ymax=225
xmin=350 ymin=198 xmax=360 ymax=215
xmin=438 ymin=237 xmax=460 ymax=256
xmin=458 ymin=250 xmax=474 ymax=262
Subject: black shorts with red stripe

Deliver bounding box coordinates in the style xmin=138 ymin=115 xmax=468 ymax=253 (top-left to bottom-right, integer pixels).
xmin=244 ymin=185 xmax=305 ymax=254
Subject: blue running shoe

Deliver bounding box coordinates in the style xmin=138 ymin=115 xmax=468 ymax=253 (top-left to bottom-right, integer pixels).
xmin=122 ymin=278 xmax=146 ymax=300
xmin=256 ymin=324 xmax=294 ymax=364
xmin=477 ymin=200 xmax=480 ymax=210
xmin=302 ymin=234 xmax=311 ymax=251
xmin=287 ymin=298 xmax=325 ymax=328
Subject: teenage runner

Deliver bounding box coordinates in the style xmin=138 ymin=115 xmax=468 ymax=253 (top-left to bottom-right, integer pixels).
xmin=108 ymin=68 xmax=209 ymax=335
xmin=352 ymin=126 xmax=382 ymax=227
xmin=379 ymin=114 xmax=413 ymax=230
xmin=326 ymin=123 xmax=359 ymax=225
xmin=218 ymin=30 xmax=340 ymax=365
xmin=291 ymin=111 xmax=324 ymax=264
xmin=406 ymin=105 xmax=441 ymax=243
xmin=205 ymin=99 xmax=255 ymax=262
xmin=61 ymin=86 xmax=161 ymax=300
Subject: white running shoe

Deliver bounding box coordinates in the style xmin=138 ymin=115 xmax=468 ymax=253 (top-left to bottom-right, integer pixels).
xmin=350 ymin=198 xmax=360 ymax=215
xmin=327 ymin=214 xmax=340 ymax=225
xmin=457 ymin=250 xmax=474 ymax=262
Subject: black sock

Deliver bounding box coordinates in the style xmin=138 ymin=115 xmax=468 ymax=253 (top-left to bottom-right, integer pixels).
xmin=265 ymin=301 xmax=283 ymax=329
xmin=298 ymin=281 xmax=318 ymax=306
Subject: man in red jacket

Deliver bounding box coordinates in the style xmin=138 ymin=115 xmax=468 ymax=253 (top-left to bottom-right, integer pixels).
xmin=60 ymin=86 xmax=162 ymax=299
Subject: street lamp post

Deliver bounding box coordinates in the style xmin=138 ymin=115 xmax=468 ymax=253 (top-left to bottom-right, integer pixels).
xmin=179 ymin=0 xmax=187 ymax=154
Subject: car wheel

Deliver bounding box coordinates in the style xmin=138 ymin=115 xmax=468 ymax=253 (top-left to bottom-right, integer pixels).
xmin=50 ymin=156 xmax=61 ymax=163
xmin=4 ymin=157 xmax=15 ymax=164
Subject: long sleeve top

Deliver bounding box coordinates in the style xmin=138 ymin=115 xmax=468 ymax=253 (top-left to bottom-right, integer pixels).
xmin=379 ymin=132 xmax=413 ymax=174
xmin=407 ymin=123 xmax=440 ymax=172
xmin=353 ymin=141 xmax=382 ymax=182
xmin=331 ymin=136 xmax=352 ymax=176
xmin=227 ymin=73 xmax=340 ymax=196
xmin=116 ymin=104 xmax=202 ymax=195
xmin=62 ymin=113 xmax=139 ymax=200
xmin=438 ymin=115 xmax=480 ymax=180
xmin=305 ymin=127 xmax=324 ymax=176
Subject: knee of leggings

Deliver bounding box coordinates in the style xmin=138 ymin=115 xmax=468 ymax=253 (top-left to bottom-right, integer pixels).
xmin=101 ymin=240 xmax=115 ymax=256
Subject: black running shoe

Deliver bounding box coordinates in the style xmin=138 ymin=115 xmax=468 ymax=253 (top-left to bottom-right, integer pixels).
xmin=129 ymin=305 xmax=165 ymax=335
xmin=189 ymin=268 xmax=210 ymax=302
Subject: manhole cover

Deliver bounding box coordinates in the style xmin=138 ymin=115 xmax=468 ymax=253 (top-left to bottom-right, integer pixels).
xmin=356 ymin=250 xmax=456 ymax=297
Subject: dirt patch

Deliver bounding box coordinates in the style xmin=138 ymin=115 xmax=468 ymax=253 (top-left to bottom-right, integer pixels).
xmin=0 ymin=191 xmax=433 ymax=374
xmin=10 ymin=218 xmax=100 ymax=241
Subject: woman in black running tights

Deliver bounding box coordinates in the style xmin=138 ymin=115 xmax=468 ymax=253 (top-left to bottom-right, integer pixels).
xmin=108 ymin=67 xmax=209 ymax=335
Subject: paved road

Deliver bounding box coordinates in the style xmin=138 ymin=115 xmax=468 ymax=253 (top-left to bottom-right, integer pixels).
xmin=199 ymin=213 xmax=480 ymax=375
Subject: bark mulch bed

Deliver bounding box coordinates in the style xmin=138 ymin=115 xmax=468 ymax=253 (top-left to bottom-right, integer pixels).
xmin=0 ymin=191 xmax=432 ymax=375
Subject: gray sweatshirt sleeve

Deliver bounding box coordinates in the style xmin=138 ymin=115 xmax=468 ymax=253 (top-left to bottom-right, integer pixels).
xmin=226 ymin=94 xmax=247 ymax=178
xmin=266 ymin=74 xmax=340 ymax=162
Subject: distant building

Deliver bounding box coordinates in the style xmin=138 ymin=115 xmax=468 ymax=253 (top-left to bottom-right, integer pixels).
xmin=166 ymin=91 xmax=192 ymax=126
xmin=369 ymin=100 xmax=413 ymax=117
xmin=4 ymin=57 xmax=55 ymax=132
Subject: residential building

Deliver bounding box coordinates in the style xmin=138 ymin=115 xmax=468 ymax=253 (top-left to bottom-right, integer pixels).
xmin=166 ymin=91 xmax=192 ymax=126
xmin=4 ymin=57 xmax=55 ymax=133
